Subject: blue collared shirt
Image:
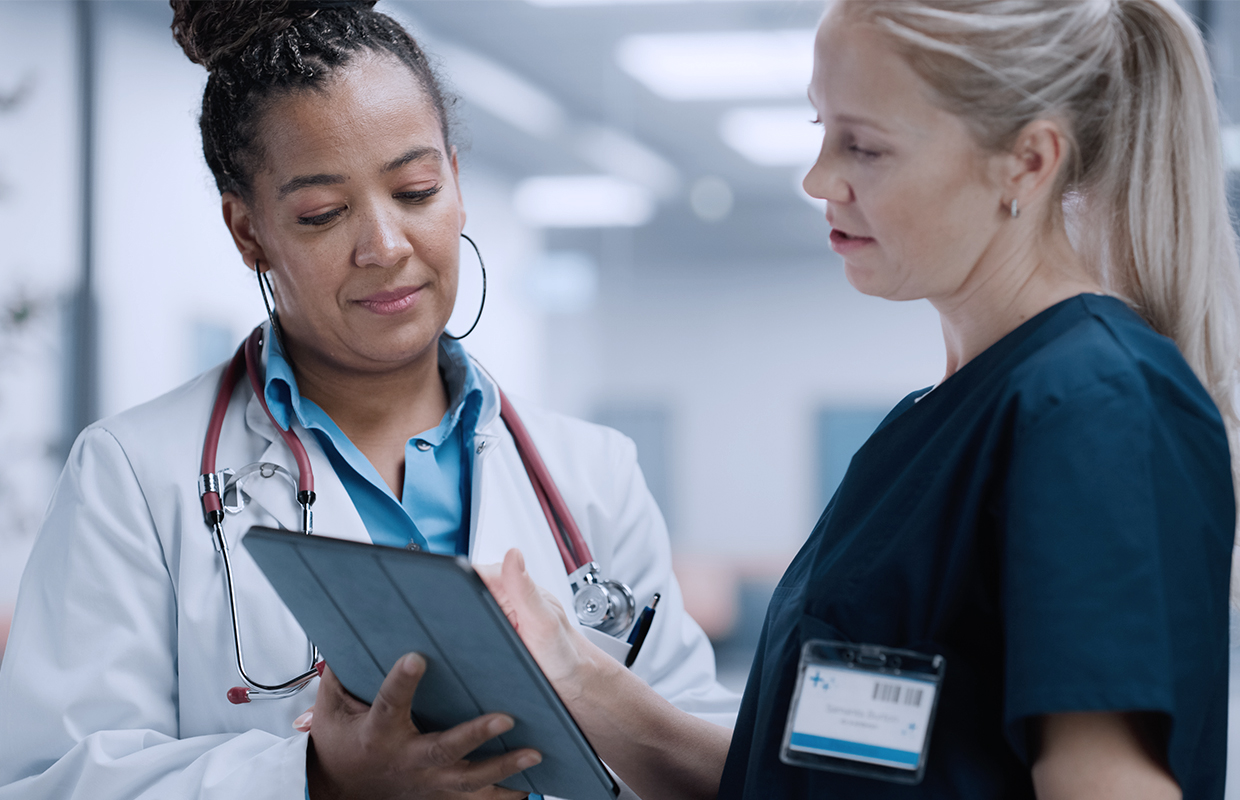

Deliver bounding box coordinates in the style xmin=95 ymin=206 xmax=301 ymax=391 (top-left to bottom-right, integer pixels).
xmin=264 ymin=335 xmax=483 ymax=555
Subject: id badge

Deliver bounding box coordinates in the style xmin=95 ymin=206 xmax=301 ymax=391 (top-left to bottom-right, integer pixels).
xmin=780 ymin=639 xmax=946 ymax=784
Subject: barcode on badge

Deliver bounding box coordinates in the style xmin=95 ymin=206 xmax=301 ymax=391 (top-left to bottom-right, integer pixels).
xmin=872 ymin=681 xmax=923 ymax=707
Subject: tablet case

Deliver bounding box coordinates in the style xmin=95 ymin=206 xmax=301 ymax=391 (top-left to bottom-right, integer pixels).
xmin=242 ymin=526 xmax=620 ymax=800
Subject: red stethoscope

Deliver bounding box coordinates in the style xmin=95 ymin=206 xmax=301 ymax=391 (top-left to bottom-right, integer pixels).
xmin=198 ymin=326 xmax=635 ymax=703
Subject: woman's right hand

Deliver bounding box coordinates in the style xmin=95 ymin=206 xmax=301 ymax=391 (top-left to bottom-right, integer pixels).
xmin=307 ymin=653 xmax=541 ymax=799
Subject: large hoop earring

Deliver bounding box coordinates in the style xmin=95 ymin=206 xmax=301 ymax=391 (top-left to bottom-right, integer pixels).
xmin=443 ymin=233 xmax=487 ymax=341
xmin=256 ymin=263 xmax=289 ymax=356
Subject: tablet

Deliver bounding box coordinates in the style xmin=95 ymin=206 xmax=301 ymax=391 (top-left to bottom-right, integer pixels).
xmin=242 ymin=526 xmax=619 ymax=800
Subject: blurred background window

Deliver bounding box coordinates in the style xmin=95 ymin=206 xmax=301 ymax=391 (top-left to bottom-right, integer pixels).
xmin=816 ymin=407 xmax=889 ymax=511
xmin=593 ymin=403 xmax=675 ymax=532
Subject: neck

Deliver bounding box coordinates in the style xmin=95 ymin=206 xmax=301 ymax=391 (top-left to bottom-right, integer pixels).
xmin=932 ymin=218 xmax=1101 ymax=379
xmin=283 ymin=336 xmax=449 ymax=457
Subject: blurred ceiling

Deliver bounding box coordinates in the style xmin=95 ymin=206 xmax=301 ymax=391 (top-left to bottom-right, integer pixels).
xmin=391 ymin=0 xmax=833 ymax=273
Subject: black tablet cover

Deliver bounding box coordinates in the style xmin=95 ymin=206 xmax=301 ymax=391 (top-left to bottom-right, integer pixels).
xmin=243 ymin=526 xmax=619 ymax=800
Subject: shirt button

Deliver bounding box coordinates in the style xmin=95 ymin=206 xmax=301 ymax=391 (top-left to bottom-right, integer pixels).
xmin=416 ymin=440 xmax=432 ymax=452
xmin=406 ymin=541 xmax=422 ymax=551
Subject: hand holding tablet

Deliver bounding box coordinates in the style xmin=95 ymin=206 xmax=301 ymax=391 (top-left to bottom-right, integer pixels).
xmin=243 ymin=526 xmax=620 ymax=800
xmin=307 ymin=652 xmax=540 ymax=799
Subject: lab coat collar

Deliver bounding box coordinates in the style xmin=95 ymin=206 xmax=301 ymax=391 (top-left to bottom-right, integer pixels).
xmin=237 ymin=324 xmax=508 ymax=546
xmin=239 ymin=324 xmax=369 ymax=544
xmin=239 ymin=333 xmax=574 ymax=618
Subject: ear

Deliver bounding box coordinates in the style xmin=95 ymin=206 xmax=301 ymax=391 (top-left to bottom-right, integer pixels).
xmin=221 ymin=192 xmax=267 ymax=271
xmin=999 ymin=119 xmax=1069 ymax=217
xmin=449 ymin=145 xmax=466 ymax=231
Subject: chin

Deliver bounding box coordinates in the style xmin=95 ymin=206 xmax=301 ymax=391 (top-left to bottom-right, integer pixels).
xmin=843 ymin=261 xmax=921 ymax=302
xmin=339 ymin=321 xmax=444 ymax=366
xmin=843 ymin=261 xmax=885 ymax=297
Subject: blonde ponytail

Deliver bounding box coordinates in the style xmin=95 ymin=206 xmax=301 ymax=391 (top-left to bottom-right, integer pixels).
xmin=836 ymin=0 xmax=1240 ymax=489
xmin=1100 ymin=0 xmax=1240 ymax=432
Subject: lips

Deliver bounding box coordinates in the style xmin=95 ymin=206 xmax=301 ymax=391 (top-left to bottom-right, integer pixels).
xmin=829 ymin=227 xmax=875 ymax=254
xmin=355 ymin=286 xmax=422 ymax=316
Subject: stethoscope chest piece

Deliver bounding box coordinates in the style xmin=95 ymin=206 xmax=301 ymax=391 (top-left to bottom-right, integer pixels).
xmin=569 ymin=561 xmax=636 ymax=637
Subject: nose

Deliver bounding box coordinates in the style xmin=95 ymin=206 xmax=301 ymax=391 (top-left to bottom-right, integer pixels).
xmin=353 ymin=204 xmax=415 ymax=268
xmin=802 ymin=140 xmax=852 ymax=205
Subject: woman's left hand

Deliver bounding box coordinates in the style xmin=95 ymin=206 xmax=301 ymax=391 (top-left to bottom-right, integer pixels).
xmin=479 ymin=548 xmax=731 ymax=800
xmin=475 ymin=548 xmax=616 ymax=706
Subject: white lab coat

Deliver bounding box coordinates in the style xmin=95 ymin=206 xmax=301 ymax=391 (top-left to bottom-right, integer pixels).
xmin=0 ymin=340 xmax=738 ymax=800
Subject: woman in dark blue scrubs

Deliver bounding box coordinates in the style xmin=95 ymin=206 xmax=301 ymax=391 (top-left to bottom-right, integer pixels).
xmin=717 ymin=291 xmax=1233 ymax=798
xmin=483 ymin=1 xmax=1240 ymax=798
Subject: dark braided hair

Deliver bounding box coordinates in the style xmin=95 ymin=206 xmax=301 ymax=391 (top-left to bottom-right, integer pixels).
xmin=170 ymin=0 xmax=454 ymax=199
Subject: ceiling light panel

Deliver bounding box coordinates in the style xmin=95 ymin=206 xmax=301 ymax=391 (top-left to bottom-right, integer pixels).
xmin=719 ymin=105 xmax=821 ymax=166
xmin=513 ymin=175 xmax=656 ymax=228
xmin=616 ymin=29 xmax=815 ymax=101
xmin=573 ymin=124 xmax=680 ymax=198
xmin=434 ymin=41 xmax=567 ymax=140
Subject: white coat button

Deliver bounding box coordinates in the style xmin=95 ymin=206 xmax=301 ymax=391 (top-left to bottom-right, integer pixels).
xmin=416 ymin=440 xmax=432 ymax=451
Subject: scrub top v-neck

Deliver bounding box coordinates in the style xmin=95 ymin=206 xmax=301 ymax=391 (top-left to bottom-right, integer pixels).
xmin=721 ymin=294 xmax=1234 ymax=798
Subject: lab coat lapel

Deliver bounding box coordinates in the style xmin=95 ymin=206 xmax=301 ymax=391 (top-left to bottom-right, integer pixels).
xmin=240 ymin=391 xmax=370 ymax=545
xmin=469 ymin=410 xmax=578 ymax=617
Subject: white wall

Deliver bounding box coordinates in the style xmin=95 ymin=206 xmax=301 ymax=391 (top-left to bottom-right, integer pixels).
xmin=453 ymin=168 xmax=549 ymax=405
xmin=546 ymin=257 xmax=945 ymax=560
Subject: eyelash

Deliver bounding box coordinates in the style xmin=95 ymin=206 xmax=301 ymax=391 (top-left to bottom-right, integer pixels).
xmin=298 ymin=209 xmax=341 ymax=226
xmin=848 ymin=144 xmax=882 ymax=160
xmin=811 ymin=118 xmax=883 ymax=161
xmin=296 ymin=186 xmax=443 ymax=226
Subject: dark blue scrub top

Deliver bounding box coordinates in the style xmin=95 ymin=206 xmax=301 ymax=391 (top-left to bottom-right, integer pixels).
xmin=720 ymin=294 xmax=1233 ymax=799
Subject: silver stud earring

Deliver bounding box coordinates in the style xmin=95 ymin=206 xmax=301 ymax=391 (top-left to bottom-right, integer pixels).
xmin=1010 ymin=198 xmax=1019 ymax=219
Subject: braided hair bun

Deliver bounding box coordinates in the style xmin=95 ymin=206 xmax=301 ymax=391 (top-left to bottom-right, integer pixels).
xmin=169 ymin=0 xmax=452 ymax=197
xmin=171 ymin=1 xmax=379 ymax=71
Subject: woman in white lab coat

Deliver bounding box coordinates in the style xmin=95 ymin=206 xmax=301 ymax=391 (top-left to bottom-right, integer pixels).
xmin=0 ymin=2 xmax=735 ymax=798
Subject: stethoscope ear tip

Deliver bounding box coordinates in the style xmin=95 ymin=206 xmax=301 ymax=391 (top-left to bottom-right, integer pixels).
xmin=227 ymin=687 xmax=252 ymax=704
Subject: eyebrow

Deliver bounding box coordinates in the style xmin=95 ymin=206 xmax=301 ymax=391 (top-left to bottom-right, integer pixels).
xmin=382 ymin=147 xmax=442 ymax=173
xmin=275 ymin=148 xmax=443 ymax=199
xmin=833 ymin=114 xmax=892 ymax=134
xmin=804 ymin=88 xmax=892 ymax=134
xmin=277 ymin=172 xmax=346 ymax=199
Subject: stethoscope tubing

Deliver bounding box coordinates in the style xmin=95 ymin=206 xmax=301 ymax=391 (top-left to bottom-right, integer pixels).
xmin=199 ymin=344 xmax=244 ymax=526
xmin=201 ymin=326 xmax=600 ymax=573
xmin=497 ymin=387 xmax=592 ymax=571
xmin=199 ymin=331 xmax=321 ymax=703
xmin=243 ymin=329 xmax=314 ymax=500
xmin=198 ymin=325 xmax=612 ymax=702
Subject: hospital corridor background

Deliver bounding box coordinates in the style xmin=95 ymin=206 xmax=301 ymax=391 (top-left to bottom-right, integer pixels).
xmin=1 ymin=0 xmax=1238 ymax=792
